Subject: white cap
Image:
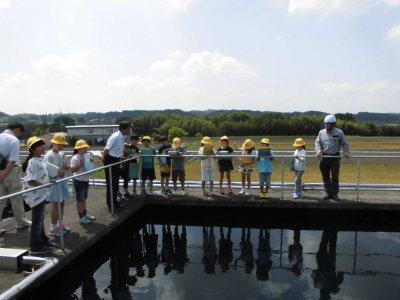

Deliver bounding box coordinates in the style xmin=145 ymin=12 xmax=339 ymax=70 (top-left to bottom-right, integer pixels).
xmin=324 ymin=114 xmax=336 ymax=124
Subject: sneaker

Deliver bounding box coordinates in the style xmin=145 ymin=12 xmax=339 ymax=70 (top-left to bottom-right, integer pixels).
xmin=124 ymin=192 xmax=134 ymax=199
xmin=0 ymin=228 xmax=5 ymax=235
xmin=259 ymin=192 xmax=264 ymax=198
xmin=30 ymin=246 xmax=52 ymax=255
xmin=79 ymin=215 xmax=92 ymax=224
xmin=228 ymin=188 xmax=233 ymax=195
xmin=203 ymin=190 xmax=209 ymax=197
xmin=264 ymin=192 xmax=269 ymax=199
xmin=179 ymin=190 xmax=185 ymax=196
xmin=293 ymin=192 xmax=299 ymax=199
xmin=49 ymin=226 xmax=70 ymax=237
xmin=239 ymin=188 xmax=246 ymax=195
xmin=322 ymin=193 xmax=331 ymax=201
xmin=86 ymin=214 xmax=96 ymax=221
xmin=245 ymin=189 xmax=251 ymax=196
xmin=47 ymin=241 xmax=59 ymax=248
xmin=332 ymin=194 xmax=340 ymax=201
xmin=220 ymin=188 xmax=225 ymax=195
xmin=16 ymin=219 xmax=32 ymax=229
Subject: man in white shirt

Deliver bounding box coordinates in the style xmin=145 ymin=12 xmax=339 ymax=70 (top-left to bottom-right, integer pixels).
xmin=103 ymin=121 xmax=131 ymax=210
xmin=0 ymin=122 xmax=31 ymax=234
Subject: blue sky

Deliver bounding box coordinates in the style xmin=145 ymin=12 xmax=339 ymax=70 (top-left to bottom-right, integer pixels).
xmin=0 ymin=0 xmax=399 ymax=114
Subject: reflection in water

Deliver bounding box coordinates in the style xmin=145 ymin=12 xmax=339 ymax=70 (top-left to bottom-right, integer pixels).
xmin=312 ymin=230 xmax=344 ymax=300
xmin=67 ymin=225 xmax=400 ymax=300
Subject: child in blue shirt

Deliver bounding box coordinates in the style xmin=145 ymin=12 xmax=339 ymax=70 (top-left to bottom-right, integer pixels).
xmin=258 ymin=138 xmax=273 ymax=198
xmin=140 ymin=136 xmax=156 ymax=194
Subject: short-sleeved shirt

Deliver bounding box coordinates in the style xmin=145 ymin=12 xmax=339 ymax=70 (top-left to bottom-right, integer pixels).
xmin=315 ymin=127 xmax=350 ymax=155
xmin=0 ymin=130 xmax=21 ymax=164
xmin=257 ymin=150 xmax=273 ymax=173
xmin=140 ymin=147 xmax=156 ymax=170
xmin=23 ymin=157 xmax=50 ymax=208
xmin=105 ymin=131 xmax=125 ymax=158
xmin=70 ymin=154 xmax=89 ymax=182
xmin=217 ymin=146 xmax=233 ymax=169
xmin=170 ymin=146 xmax=186 ymax=171
xmin=43 ymin=149 xmax=66 ymax=180
xmin=158 ymin=144 xmax=171 ymax=167
xmin=199 ymin=147 xmax=216 ymax=170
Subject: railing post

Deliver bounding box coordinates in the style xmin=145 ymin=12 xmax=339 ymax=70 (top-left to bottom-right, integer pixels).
xmin=55 ymin=183 xmax=65 ymax=252
xmin=108 ymin=165 xmax=115 ymax=216
xmin=356 ymin=158 xmax=361 ymax=202
xmin=281 ymin=158 xmax=285 ymax=200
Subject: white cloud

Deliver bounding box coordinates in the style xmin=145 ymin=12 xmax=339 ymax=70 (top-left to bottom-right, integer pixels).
xmin=182 ymin=51 xmax=256 ymax=77
xmin=30 ymin=49 xmax=94 ymax=76
xmin=107 ymin=51 xmax=256 ymax=108
xmin=163 ymin=0 xmax=199 ymax=11
xmin=0 ymin=72 xmax=35 ymax=89
xmin=383 ymin=0 xmax=400 ymax=6
xmin=386 ymin=24 xmax=400 ymax=40
xmin=286 ymin=0 xmax=369 ymax=15
xmin=319 ymin=80 xmax=398 ymax=94
xmin=0 ymin=0 xmax=10 ymax=10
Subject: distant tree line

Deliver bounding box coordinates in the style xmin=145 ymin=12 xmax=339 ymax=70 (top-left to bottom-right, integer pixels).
xmin=1 ymin=111 xmax=400 ymax=139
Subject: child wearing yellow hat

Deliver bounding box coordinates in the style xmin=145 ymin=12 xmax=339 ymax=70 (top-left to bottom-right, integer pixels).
xmin=257 ymin=138 xmax=274 ymax=198
xmin=43 ymin=133 xmax=70 ymax=237
xmin=292 ymin=138 xmax=306 ymax=199
xmin=198 ymin=136 xmax=216 ymax=197
xmin=216 ymin=136 xmax=234 ymax=195
xmin=22 ymin=137 xmax=54 ymax=254
xmin=140 ymin=136 xmax=157 ymax=195
xmin=170 ymin=137 xmax=187 ymax=195
xmin=70 ymin=139 xmax=95 ymax=224
xmin=238 ymin=139 xmax=255 ymax=195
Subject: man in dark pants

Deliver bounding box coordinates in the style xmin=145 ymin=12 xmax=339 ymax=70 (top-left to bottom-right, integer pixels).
xmin=315 ymin=115 xmax=350 ymax=201
xmin=103 ymin=121 xmax=131 ymax=210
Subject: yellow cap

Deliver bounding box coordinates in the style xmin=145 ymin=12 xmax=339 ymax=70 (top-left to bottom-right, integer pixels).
xmin=142 ymin=136 xmax=151 ymax=142
xmin=220 ymin=135 xmax=229 ymax=142
xmin=242 ymin=139 xmax=254 ymax=150
xmin=293 ymin=138 xmax=305 ymax=147
xmin=201 ymin=136 xmax=213 ymax=146
xmin=50 ymin=133 xmax=68 ymax=145
xmin=261 ymin=138 xmax=270 ymax=145
xmin=74 ymin=139 xmax=90 ymax=150
xmin=27 ymin=136 xmax=45 ymax=150
xmin=172 ymin=137 xmax=182 ymax=147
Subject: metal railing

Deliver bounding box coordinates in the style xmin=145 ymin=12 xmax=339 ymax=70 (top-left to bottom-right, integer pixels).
xmin=1 ymin=151 xmax=400 ymax=252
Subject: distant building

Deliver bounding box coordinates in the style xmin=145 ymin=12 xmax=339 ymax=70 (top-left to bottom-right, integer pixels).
xmin=66 ymin=125 xmax=119 ymax=145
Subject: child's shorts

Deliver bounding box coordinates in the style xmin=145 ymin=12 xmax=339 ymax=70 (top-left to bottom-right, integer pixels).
xmin=73 ymin=179 xmax=89 ymax=202
xmin=201 ymin=169 xmax=214 ymax=182
xmin=142 ymin=168 xmax=156 ymax=180
xmin=172 ymin=170 xmax=185 ymax=182
xmin=47 ymin=181 xmax=69 ymax=202
xmin=259 ymin=172 xmax=271 ymax=187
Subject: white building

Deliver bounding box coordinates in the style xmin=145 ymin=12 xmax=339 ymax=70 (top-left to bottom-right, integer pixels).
xmin=66 ymin=125 xmax=119 ymax=144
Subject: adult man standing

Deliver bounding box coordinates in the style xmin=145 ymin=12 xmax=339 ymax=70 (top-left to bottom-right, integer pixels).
xmin=0 ymin=122 xmax=31 ymax=234
xmin=103 ymin=121 xmax=131 ymax=211
xmin=315 ymin=115 xmax=350 ymax=201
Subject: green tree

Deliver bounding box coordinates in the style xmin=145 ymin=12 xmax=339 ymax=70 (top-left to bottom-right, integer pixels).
xmin=168 ymin=127 xmax=188 ymax=139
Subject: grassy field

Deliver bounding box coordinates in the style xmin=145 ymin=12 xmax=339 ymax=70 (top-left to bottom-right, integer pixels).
xmin=88 ymin=136 xmax=400 ymax=184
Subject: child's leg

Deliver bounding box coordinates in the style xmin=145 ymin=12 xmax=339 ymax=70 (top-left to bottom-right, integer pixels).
xmin=133 ymin=179 xmax=137 ymax=194
xmin=51 ymin=203 xmax=58 ymax=226
xmin=161 ymin=176 xmax=165 ymax=190
xmin=226 ymin=171 xmax=232 ymax=190
xmin=180 ymin=172 xmax=185 ymax=191
xmin=202 ymin=180 xmax=206 ymax=192
xmin=241 ymin=172 xmax=245 ymax=189
xmin=265 ymin=173 xmax=271 ymax=193
xmin=149 ymin=180 xmax=153 ymax=192
xmin=165 ymin=176 xmax=170 ymax=189
xmin=246 ymin=173 xmax=251 ymax=189
xmin=219 ymin=171 xmax=224 ymax=189
xmin=210 ymin=180 xmax=214 ymax=193
xmin=141 ymin=179 xmax=146 ymax=191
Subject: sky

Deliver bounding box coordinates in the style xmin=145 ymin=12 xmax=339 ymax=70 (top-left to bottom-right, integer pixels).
xmin=0 ymin=0 xmax=399 ymax=115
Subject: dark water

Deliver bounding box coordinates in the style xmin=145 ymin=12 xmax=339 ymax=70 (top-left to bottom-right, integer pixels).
xmin=60 ymin=223 xmax=400 ymax=300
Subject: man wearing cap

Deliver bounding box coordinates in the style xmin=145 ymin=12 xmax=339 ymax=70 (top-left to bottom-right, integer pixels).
xmin=0 ymin=122 xmax=31 ymax=234
xmin=315 ymin=115 xmax=350 ymax=201
xmin=103 ymin=121 xmax=131 ymax=210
